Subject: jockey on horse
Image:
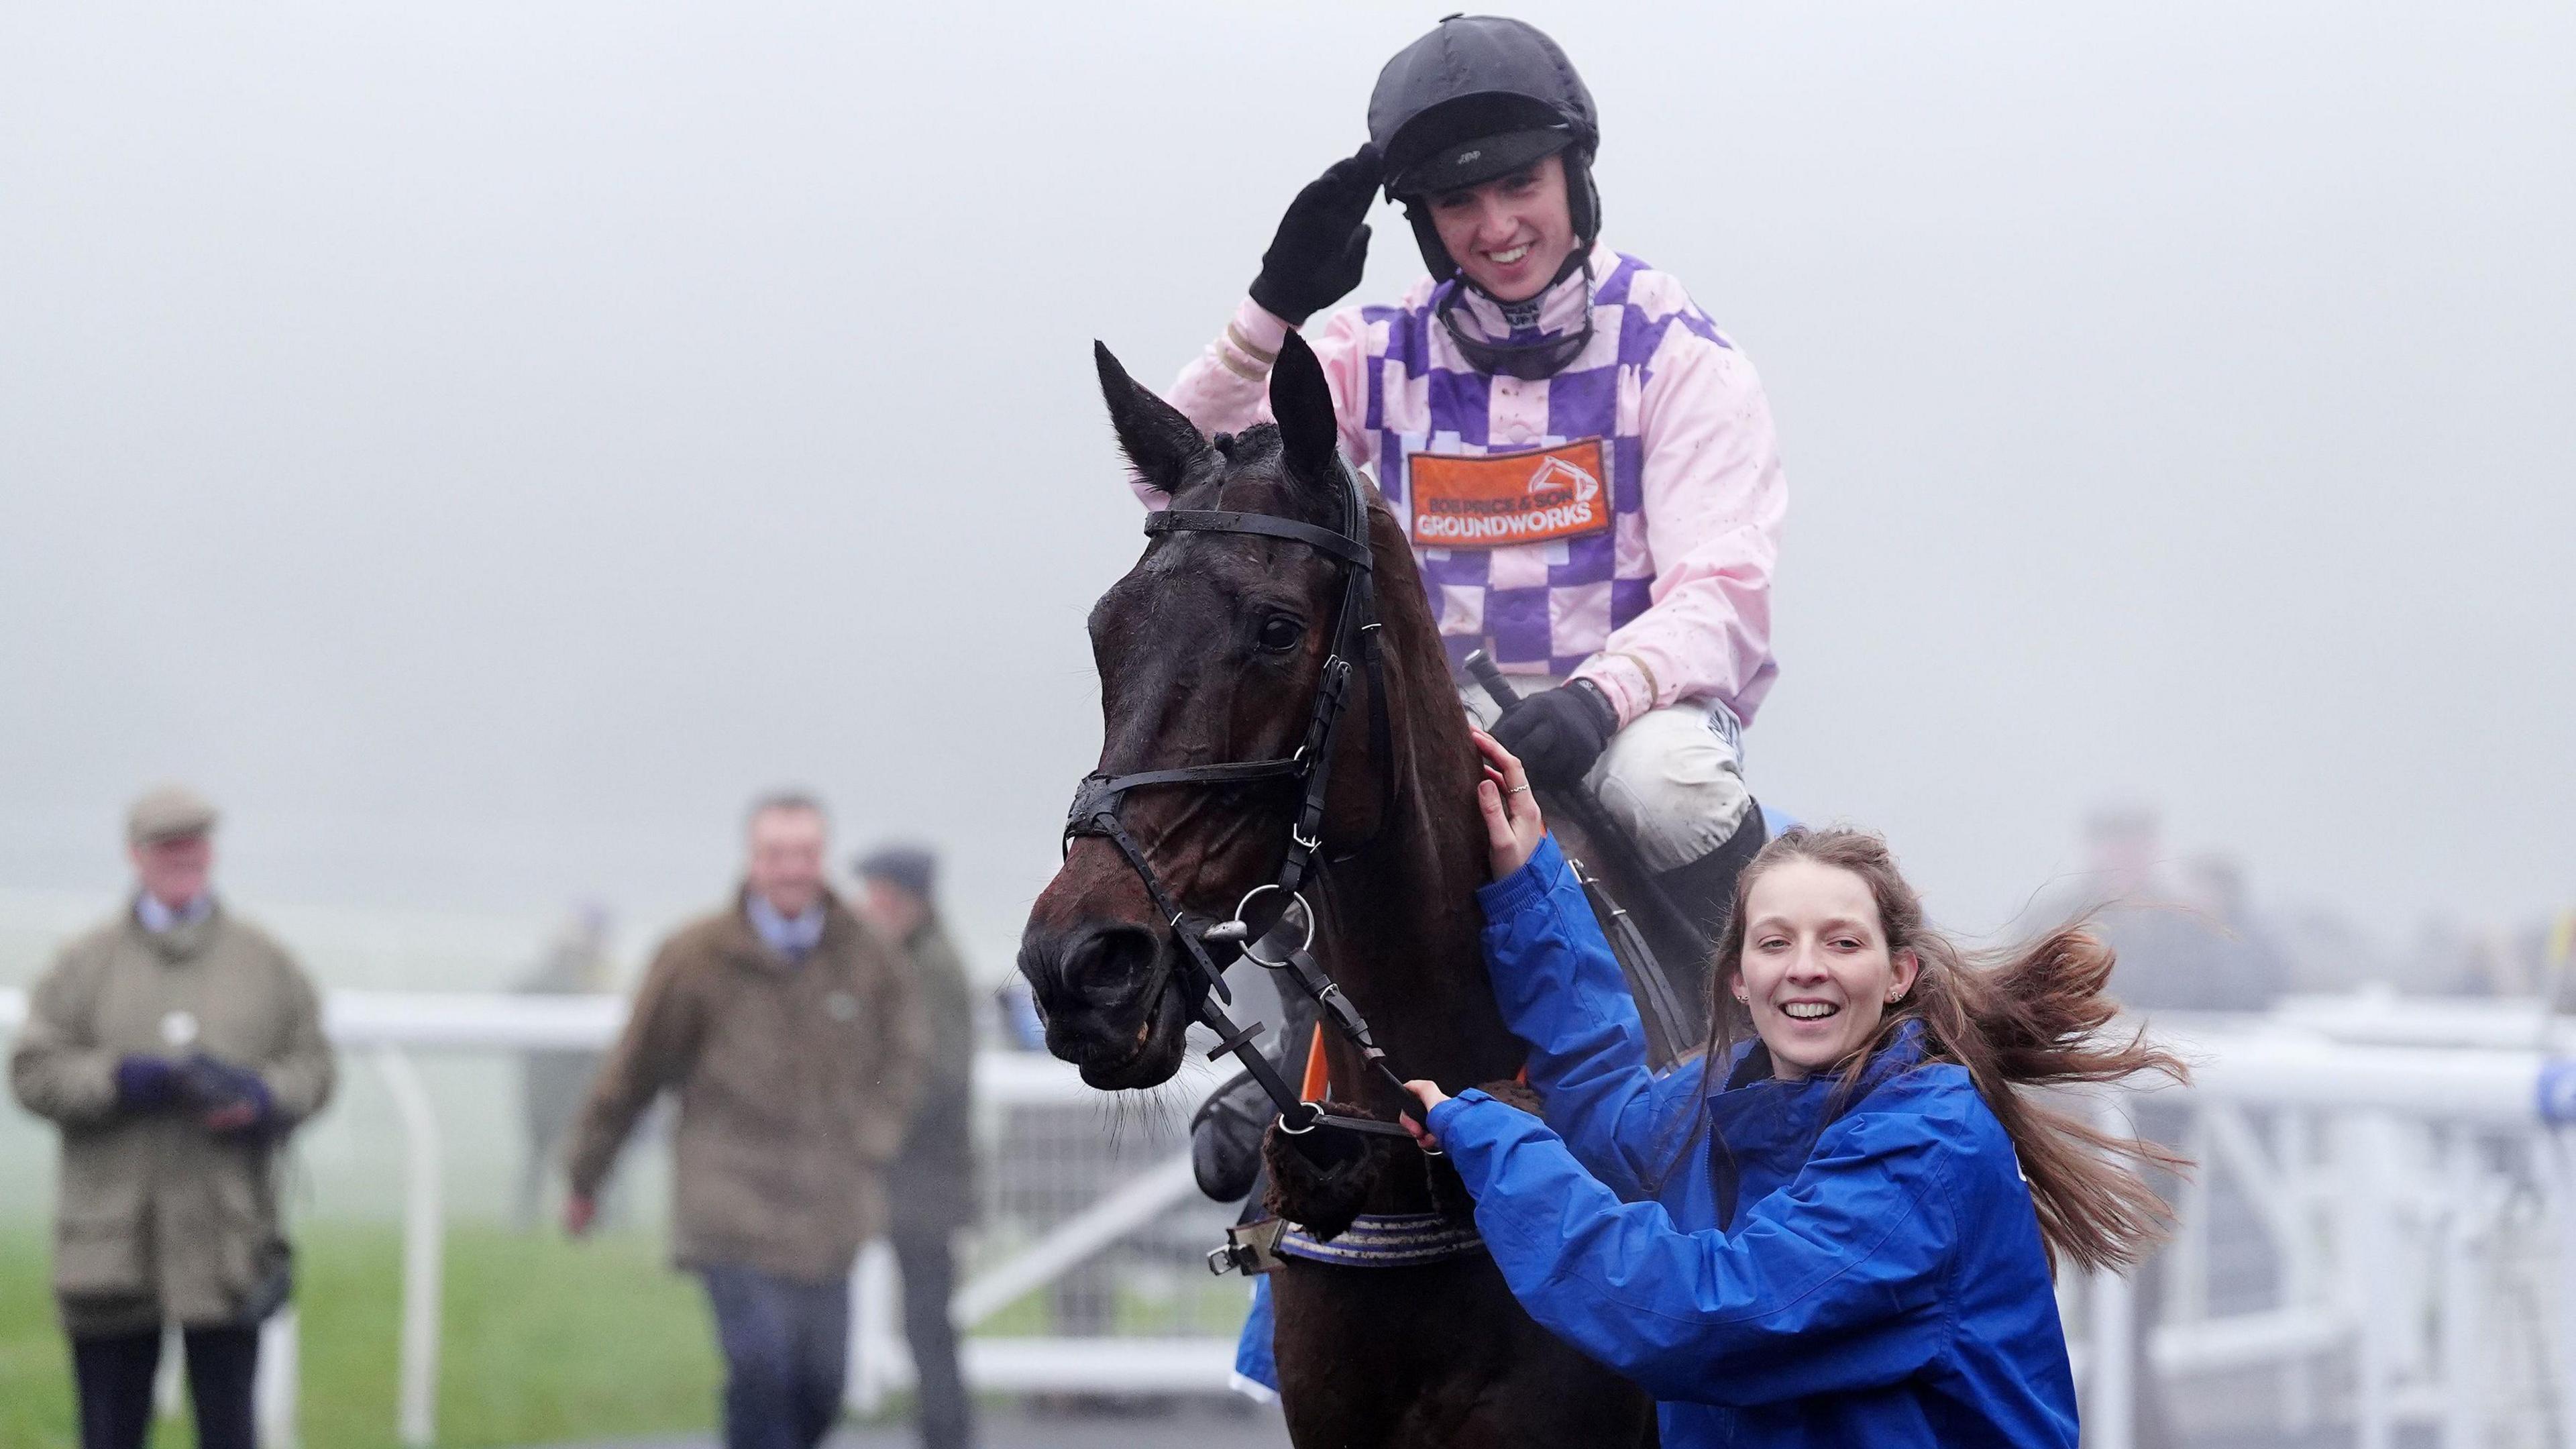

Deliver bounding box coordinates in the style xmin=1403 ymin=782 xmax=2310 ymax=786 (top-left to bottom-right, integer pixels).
xmin=1149 ymin=15 xmax=1790 ymax=1203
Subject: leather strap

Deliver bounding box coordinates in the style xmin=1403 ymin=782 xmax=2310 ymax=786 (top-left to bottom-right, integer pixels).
xmin=1148 ymin=509 xmax=1373 ymax=569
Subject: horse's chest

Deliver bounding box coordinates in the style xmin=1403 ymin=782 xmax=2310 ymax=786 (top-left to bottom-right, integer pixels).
xmin=1270 ymin=1257 xmax=1654 ymax=1448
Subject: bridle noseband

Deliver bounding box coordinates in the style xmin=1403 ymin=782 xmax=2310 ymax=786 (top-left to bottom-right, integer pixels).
xmin=1062 ymin=455 xmax=1414 ymax=1143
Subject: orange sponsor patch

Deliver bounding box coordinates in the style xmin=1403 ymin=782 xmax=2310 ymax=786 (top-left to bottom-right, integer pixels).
xmin=1407 ymin=439 xmax=1612 ymax=547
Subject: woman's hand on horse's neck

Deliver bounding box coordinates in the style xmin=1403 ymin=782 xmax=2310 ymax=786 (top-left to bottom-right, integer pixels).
xmin=1472 ymin=729 xmax=1546 ymax=879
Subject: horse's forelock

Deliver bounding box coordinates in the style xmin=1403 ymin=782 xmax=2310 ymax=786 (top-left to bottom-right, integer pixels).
xmin=1166 ymin=423 xmax=1350 ymax=527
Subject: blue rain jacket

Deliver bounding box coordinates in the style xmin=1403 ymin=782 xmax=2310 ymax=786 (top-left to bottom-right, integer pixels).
xmin=1233 ymin=1275 xmax=1279 ymax=1398
xmin=1424 ymin=836 xmax=2080 ymax=1448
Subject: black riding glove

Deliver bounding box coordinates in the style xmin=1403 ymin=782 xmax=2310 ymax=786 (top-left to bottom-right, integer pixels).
xmin=1248 ymin=143 xmax=1381 ymax=327
xmin=1492 ymin=680 xmax=1620 ymax=791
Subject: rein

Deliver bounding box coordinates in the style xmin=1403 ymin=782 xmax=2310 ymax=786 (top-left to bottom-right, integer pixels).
xmin=1062 ymin=457 xmax=1417 ymax=1146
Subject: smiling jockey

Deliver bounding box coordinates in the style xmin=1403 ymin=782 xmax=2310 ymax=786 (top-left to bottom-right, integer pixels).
xmin=1156 ymin=16 xmax=1788 ymax=1213
xmin=1163 ymin=14 xmax=1784 ymax=936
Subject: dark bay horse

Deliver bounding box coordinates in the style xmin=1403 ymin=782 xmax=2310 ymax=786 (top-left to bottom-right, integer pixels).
xmin=1019 ymin=333 xmax=1656 ymax=1447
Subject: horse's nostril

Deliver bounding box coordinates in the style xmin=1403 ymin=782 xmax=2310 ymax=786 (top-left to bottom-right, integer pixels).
xmin=1062 ymin=922 xmax=1161 ymax=1000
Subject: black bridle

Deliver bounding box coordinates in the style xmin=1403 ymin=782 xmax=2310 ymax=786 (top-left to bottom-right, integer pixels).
xmin=1063 ymin=456 xmax=1416 ymax=1144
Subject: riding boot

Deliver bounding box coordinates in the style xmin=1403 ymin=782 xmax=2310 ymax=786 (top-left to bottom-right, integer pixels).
xmin=1649 ymin=805 xmax=1771 ymax=1022
xmin=1192 ymin=1073 xmax=1273 ymax=1203
xmin=1191 ymin=987 xmax=1318 ymax=1203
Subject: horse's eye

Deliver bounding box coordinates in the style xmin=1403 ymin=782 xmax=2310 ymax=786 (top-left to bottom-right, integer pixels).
xmin=1257 ymin=616 xmax=1305 ymax=653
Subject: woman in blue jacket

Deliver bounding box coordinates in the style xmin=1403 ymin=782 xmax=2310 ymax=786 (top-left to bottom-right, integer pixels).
xmin=1402 ymin=734 xmax=2184 ymax=1447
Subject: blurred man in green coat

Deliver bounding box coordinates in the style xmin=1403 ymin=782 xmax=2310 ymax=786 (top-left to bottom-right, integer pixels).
xmin=9 ymin=786 xmax=335 ymax=1449
xmin=857 ymin=843 xmax=975 ymax=1449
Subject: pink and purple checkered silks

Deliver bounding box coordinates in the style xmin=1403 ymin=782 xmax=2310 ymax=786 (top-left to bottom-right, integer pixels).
xmin=1163 ymin=244 xmax=1786 ymax=729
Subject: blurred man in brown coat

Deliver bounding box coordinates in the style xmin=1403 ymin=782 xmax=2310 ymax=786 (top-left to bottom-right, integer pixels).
xmin=9 ymin=786 xmax=335 ymax=1449
xmin=856 ymin=843 xmax=976 ymax=1449
xmin=566 ymin=792 xmax=928 ymax=1449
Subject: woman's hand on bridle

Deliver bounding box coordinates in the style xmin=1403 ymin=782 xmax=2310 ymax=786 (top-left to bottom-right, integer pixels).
xmin=1400 ymin=1078 xmax=1450 ymax=1152
xmin=1471 ymin=729 xmax=1546 ymax=880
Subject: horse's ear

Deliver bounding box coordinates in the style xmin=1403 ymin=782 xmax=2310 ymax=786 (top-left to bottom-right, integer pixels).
xmin=1269 ymin=330 xmax=1340 ymax=488
xmin=1095 ymin=341 xmax=1206 ymax=496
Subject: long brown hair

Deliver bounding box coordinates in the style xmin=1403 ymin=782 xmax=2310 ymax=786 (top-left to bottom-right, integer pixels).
xmin=1696 ymin=825 xmax=2188 ymax=1274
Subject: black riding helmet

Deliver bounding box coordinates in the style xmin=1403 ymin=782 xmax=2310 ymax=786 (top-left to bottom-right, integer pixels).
xmin=1368 ymin=14 xmax=1601 ymax=284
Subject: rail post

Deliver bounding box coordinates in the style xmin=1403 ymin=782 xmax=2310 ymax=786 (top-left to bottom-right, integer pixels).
xmin=258 ymin=1308 xmax=301 ymax=1449
xmin=847 ymin=1239 xmax=900 ymax=1415
xmin=374 ymin=1046 xmax=443 ymax=1448
xmin=2553 ymin=1128 xmax=2576 ymax=1449
xmin=2435 ymin=1127 xmax=2486 ymax=1449
xmin=2169 ymin=1108 xmax=2211 ymax=1325
xmin=2273 ymin=1106 xmax=2320 ymax=1433
xmin=2336 ymin=1110 xmax=2399 ymax=1449
xmin=2087 ymin=1093 xmax=2137 ymax=1449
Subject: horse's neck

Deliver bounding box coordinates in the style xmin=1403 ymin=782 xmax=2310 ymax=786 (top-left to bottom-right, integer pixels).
xmin=1320 ymin=778 xmax=1521 ymax=1112
xmin=1317 ymin=508 xmax=1521 ymax=1110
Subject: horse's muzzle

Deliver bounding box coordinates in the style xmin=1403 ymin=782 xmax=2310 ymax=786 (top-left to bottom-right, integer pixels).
xmin=1016 ymin=918 xmax=1191 ymax=1088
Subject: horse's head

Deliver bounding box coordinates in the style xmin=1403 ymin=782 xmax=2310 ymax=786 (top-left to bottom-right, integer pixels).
xmin=1019 ymin=333 xmax=1384 ymax=1088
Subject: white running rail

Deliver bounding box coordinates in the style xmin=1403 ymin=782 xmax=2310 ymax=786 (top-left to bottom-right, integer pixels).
xmin=2078 ymin=1012 xmax=2576 ymax=1448
xmin=12 ymin=988 xmax=2576 ymax=1446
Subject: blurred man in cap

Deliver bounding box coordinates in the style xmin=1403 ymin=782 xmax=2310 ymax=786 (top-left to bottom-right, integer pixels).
xmin=856 ymin=843 xmax=976 ymax=1449
xmin=567 ymin=793 xmax=928 ymax=1449
xmin=9 ymin=786 xmax=335 ymax=1449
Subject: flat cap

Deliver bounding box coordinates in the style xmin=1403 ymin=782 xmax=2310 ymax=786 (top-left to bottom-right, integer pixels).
xmin=127 ymin=785 xmax=218 ymax=845
xmin=853 ymin=843 xmax=937 ymax=900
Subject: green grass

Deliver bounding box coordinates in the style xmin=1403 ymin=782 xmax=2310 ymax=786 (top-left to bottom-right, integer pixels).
xmin=0 ymin=1222 xmax=720 ymax=1449
xmin=0 ymin=1222 xmax=1258 ymax=1448
xmin=0 ymin=1227 xmax=76 ymax=1448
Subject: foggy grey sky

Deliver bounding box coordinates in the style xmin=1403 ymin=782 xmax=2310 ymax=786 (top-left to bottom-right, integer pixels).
xmin=3 ymin=1 xmax=2570 ymax=977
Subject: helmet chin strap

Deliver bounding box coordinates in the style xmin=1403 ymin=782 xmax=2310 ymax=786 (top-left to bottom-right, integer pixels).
xmin=1432 ymin=249 xmax=1596 ymax=382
